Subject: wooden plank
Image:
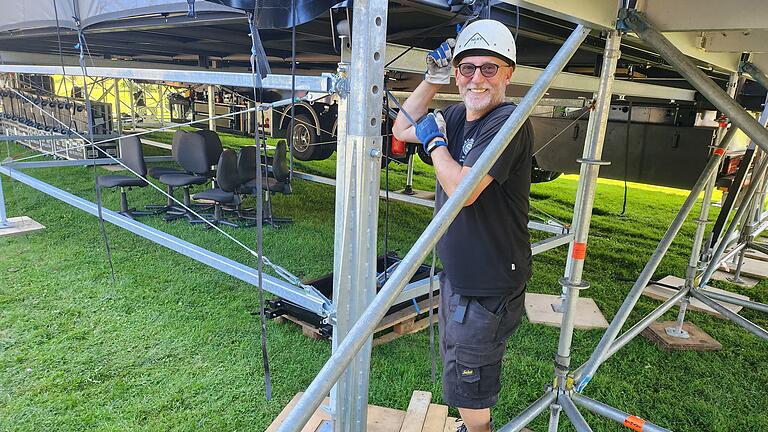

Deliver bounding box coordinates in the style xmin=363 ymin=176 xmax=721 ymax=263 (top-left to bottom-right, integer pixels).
xmin=399 ymin=391 xmax=432 ymax=432
xmin=278 ymin=315 xmax=324 ymax=340
xmin=642 ymin=321 xmax=722 ymax=351
xmin=375 ymin=296 xmax=439 ymax=333
xmin=0 ymin=216 xmax=45 ymax=237
xmin=368 ymin=405 xmax=407 ymax=432
xmin=373 ymin=316 xmax=433 ymax=347
xmin=644 ymin=275 xmax=749 ymax=318
xmin=443 ymin=417 xmax=459 ymax=432
xmin=422 ymin=404 xmax=449 ymax=432
xmin=727 ymin=256 xmax=768 ymax=279
xmin=267 ymin=393 xmax=406 ymax=432
xmin=524 ymin=293 xmax=608 ymax=329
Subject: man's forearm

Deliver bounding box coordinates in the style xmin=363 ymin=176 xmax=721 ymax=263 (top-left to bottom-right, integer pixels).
xmin=431 ymin=146 xmax=463 ymax=196
xmin=392 ymin=81 xmax=442 ymax=142
xmin=432 ymin=145 xmax=494 ymax=206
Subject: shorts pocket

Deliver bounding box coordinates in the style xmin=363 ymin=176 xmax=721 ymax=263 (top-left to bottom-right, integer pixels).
xmin=454 ymin=342 xmax=506 ymax=399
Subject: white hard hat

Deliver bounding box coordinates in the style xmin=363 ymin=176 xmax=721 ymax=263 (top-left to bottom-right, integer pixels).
xmin=452 ymin=19 xmax=517 ymax=66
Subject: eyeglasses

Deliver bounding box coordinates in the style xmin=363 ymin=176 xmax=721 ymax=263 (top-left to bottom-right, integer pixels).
xmin=457 ymin=63 xmax=510 ymax=78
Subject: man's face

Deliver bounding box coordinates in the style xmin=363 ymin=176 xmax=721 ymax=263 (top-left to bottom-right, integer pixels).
xmin=454 ymin=55 xmax=513 ymax=119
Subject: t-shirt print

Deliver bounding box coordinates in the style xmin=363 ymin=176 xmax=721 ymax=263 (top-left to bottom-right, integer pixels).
xmin=459 ymin=138 xmax=474 ymax=164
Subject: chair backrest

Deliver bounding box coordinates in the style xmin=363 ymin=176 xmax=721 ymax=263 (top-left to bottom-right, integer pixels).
xmin=237 ymin=146 xmax=258 ymax=184
xmin=176 ymin=132 xmax=211 ymax=174
xmin=170 ymin=130 xmax=187 ymax=162
xmin=120 ymin=135 xmax=147 ymax=177
xmin=272 ymin=139 xmax=290 ymax=184
xmin=216 ymin=149 xmax=241 ymax=193
xmin=195 ymin=129 xmax=224 ymax=166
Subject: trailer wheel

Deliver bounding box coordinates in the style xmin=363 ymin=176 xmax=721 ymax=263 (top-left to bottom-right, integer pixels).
xmin=416 ymin=144 xmax=433 ymax=166
xmin=290 ymin=113 xmax=319 ymax=161
xmin=531 ymin=158 xmax=562 ymax=183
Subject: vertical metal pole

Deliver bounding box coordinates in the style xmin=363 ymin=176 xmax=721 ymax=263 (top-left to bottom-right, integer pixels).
xmin=128 ymin=80 xmax=136 ymax=130
xmin=549 ymin=31 xmax=619 ymax=429
xmin=404 ymin=154 xmax=415 ymax=194
xmin=114 ymin=79 xmax=123 ymax=138
xmin=675 ymin=73 xmax=740 ymax=335
xmin=0 ymin=175 xmax=9 ymax=228
xmin=575 ymin=121 xmax=735 ymax=387
xmin=159 ymin=84 xmax=166 ymax=126
xmin=330 ymin=1 xmax=388 ymax=431
xmin=207 ymin=85 xmax=216 ymax=131
xmin=730 ymin=93 xmax=768 ymax=281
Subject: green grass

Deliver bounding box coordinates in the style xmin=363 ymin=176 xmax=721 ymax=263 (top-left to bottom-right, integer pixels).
xmin=1 ymin=137 xmax=767 ymax=432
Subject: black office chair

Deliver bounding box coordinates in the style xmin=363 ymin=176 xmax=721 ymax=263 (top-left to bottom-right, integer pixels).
xmin=96 ymin=136 xmax=156 ymax=219
xmin=191 ymin=149 xmax=242 ymax=228
xmin=145 ymin=130 xmax=188 ymax=213
xmin=158 ymin=132 xmax=212 ymax=222
xmin=237 ymin=139 xmax=292 ymax=226
xmin=194 ymin=129 xmax=224 ymax=179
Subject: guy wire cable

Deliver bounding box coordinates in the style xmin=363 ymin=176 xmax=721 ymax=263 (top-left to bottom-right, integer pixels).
xmin=247 ymin=6 xmax=272 ymax=400
xmin=73 ymin=10 xmax=118 ymax=290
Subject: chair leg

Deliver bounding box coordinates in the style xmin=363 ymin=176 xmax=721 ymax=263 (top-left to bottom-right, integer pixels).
xmin=119 ymin=187 xmax=158 ymax=219
xmin=189 ymin=203 xmax=240 ymax=229
xmin=146 ymin=185 xmax=175 ymax=212
xmin=164 ymin=187 xmax=197 ymax=222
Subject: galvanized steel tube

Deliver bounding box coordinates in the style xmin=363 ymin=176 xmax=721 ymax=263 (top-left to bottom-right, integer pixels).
xmin=575 ymin=122 xmax=734 ymax=386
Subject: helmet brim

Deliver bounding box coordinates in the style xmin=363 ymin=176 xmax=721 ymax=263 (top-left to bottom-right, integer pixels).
xmin=452 ymin=48 xmax=516 ymax=68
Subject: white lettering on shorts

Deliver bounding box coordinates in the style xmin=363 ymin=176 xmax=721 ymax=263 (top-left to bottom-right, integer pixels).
xmin=511 ymin=263 xmax=516 ymax=271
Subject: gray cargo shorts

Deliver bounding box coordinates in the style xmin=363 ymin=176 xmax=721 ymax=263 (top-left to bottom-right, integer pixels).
xmin=439 ymin=273 xmax=525 ymax=409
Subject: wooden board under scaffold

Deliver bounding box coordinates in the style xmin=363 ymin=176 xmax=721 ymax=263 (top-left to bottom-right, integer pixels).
xmin=274 ymin=295 xmax=439 ymax=347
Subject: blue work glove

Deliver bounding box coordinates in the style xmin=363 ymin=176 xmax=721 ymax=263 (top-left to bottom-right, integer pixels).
xmin=425 ymin=39 xmax=456 ymax=85
xmin=415 ymin=112 xmax=448 ymax=154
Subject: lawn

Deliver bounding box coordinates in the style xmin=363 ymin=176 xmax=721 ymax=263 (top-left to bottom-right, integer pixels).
xmin=1 ymin=133 xmax=767 ymax=432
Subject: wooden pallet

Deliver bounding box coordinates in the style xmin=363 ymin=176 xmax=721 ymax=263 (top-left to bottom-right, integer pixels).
xmin=268 ymin=390 xmax=534 ymax=432
xmin=267 ymin=391 xmax=453 ymax=432
xmin=275 ymin=295 xmax=440 ymax=346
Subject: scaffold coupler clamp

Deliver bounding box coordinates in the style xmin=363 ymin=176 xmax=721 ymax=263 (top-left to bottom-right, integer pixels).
xmin=558 ymin=277 xmax=590 ymax=292
xmin=576 ymin=157 xmax=611 ymax=167
xmin=332 ymin=64 xmax=349 ymax=98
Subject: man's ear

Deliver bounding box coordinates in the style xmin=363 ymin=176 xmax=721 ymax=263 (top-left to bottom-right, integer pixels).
xmin=504 ymin=67 xmax=514 ymax=85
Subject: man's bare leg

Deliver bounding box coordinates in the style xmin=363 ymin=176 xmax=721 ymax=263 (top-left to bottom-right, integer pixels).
xmin=458 ymin=407 xmax=492 ymax=432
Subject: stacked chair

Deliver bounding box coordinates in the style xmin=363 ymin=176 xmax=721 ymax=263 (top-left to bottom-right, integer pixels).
xmin=191 ymin=149 xmax=242 ymax=228
xmin=237 ymin=139 xmax=293 ymax=226
xmin=96 ymin=136 xmax=157 ymax=219
xmin=158 ymin=132 xmax=215 ymax=222
xmin=97 ymin=129 xmax=292 ymax=229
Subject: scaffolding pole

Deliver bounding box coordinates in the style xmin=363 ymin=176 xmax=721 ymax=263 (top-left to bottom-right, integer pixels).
xmin=275 ymin=23 xmax=591 ymax=432
xmin=329 ymin=0 xmax=389 ymax=430
xmin=574 ymin=7 xmax=768 ymax=386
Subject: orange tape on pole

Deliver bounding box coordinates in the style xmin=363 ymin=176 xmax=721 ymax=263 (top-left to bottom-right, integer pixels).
xmin=623 ymin=415 xmax=646 ymax=431
xmin=714 ymin=148 xmax=726 ymax=156
xmin=572 ymin=242 xmax=587 ymax=260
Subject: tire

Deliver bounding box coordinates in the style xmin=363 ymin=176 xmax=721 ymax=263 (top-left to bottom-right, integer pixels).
xmin=416 ymin=144 xmax=433 ymax=166
xmin=290 ymin=113 xmax=319 ymax=161
xmin=531 ymin=158 xmax=562 ymax=183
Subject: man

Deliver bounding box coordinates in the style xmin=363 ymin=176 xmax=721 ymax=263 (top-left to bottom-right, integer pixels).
xmin=392 ymin=19 xmax=533 ymax=432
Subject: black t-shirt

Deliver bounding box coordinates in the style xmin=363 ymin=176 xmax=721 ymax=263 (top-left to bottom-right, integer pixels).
xmin=435 ymin=102 xmax=534 ymax=297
